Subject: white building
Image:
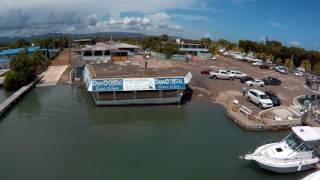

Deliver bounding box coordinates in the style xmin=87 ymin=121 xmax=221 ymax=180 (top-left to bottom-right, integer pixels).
xmin=74 ymin=42 xmax=141 ymax=64
xmin=177 ymin=43 xmax=209 ymax=56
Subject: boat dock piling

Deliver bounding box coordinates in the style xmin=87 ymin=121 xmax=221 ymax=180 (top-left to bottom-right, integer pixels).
xmin=0 ymin=76 xmax=41 ymax=118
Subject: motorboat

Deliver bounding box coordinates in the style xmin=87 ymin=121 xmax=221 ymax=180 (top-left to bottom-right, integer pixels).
xmin=244 ymin=126 xmax=320 ymax=173
xmin=302 ymin=170 xmax=320 ymax=180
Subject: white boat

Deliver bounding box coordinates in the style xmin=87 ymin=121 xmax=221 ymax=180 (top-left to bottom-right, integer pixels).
xmin=302 ymin=170 xmax=320 ymax=180
xmin=244 ymin=126 xmax=320 ymax=173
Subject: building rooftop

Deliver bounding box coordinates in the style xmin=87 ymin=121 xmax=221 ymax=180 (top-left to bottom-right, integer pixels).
xmin=112 ymin=43 xmax=141 ymax=49
xmin=74 ymin=39 xmax=93 ymax=42
xmin=76 ymin=42 xmax=141 ymax=52
xmin=87 ymin=63 xmax=188 ymax=79
xmin=0 ymin=47 xmax=41 ymax=56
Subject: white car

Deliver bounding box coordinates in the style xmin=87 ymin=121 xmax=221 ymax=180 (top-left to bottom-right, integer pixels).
xmin=275 ymin=66 xmax=288 ymax=74
xmin=245 ymin=79 xmax=265 ymax=87
xmin=252 ymin=62 xmax=263 ymax=66
xmin=209 ymin=70 xmax=235 ymax=80
xmin=210 ymin=56 xmax=217 ymax=60
xmin=230 ymin=71 xmax=247 ymax=78
xmin=294 ymin=71 xmax=304 ymax=77
xmin=246 ymin=89 xmax=273 ymax=108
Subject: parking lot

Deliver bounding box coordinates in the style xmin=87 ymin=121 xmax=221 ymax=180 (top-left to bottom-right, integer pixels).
xmin=183 ymin=55 xmax=306 ymax=115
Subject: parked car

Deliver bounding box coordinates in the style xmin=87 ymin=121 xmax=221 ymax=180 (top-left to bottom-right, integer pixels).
xmin=265 ymin=91 xmax=281 ymax=106
xmin=262 ymin=77 xmax=282 ymax=86
xmin=240 ymin=76 xmax=254 ymax=83
xmin=245 ymin=79 xmax=265 ymax=87
xmin=252 ymin=62 xmax=263 ymax=66
xmin=209 ymin=70 xmax=235 ymax=80
xmin=201 ymin=69 xmax=211 ymax=75
xmin=246 ymin=89 xmax=273 ymax=109
xmin=275 ymin=66 xmax=288 ymax=74
xmin=210 ymin=56 xmax=217 ymax=60
xmin=230 ymin=71 xmax=247 ymax=78
xmin=294 ymin=71 xmax=304 ymax=77
xmin=260 ymin=64 xmax=271 ymax=70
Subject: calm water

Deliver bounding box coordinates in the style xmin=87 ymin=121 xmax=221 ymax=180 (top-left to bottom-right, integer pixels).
xmin=0 ymin=86 xmax=309 ymax=179
xmin=0 ymin=88 xmax=10 ymax=103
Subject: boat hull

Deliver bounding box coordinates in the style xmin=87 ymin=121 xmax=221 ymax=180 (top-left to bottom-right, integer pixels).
xmin=255 ymin=161 xmax=314 ymax=173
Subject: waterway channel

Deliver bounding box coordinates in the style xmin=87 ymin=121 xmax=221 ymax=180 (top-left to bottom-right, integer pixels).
xmin=0 ymin=85 xmax=308 ymax=179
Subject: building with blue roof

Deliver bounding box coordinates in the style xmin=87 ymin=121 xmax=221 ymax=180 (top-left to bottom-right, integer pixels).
xmin=0 ymin=47 xmax=61 ymax=70
xmin=0 ymin=47 xmax=41 ymax=57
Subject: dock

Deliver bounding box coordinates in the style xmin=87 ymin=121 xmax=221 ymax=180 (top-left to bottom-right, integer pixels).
xmin=0 ymin=76 xmax=41 ymax=118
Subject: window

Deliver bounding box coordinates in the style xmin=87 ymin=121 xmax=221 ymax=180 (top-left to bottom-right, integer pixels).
xmin=83 ymin=51 xmax=92 ymax=56
xmin=105 ymin=51 xmax=110 ymax=56
xmin=260 ymin=95 xmax=269 ymax=99
xmin=285 ymin=134 xmax=313 ymax=152
xmin=94 ymin=51 xmax=103 ymax=56
xmin=251 ymin=92 xmax=258 ymax=97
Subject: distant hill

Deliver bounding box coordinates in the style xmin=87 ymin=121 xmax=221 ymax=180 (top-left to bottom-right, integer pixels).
xmin=0 ymin=32 xmax=148 ymax=43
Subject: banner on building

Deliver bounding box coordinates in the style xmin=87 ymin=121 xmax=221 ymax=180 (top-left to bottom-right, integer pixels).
xmin=92 ymin=79 xmax=123 ymax=91
xmin=123 ymin=78 xmax=155 ymax=91
xmin=87 ymin=77 xmax=187 ymax=92
xmin=155 ymin=78 xmax=185 ymax=90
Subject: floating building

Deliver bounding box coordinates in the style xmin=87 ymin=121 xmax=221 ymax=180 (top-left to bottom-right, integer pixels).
xmin=83 ymin=63 xmax=192 ymax=105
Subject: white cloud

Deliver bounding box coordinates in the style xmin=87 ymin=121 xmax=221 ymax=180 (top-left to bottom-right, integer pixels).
xmin=204 ymin=33 xmax=212 ymax=38
xmin=85 ymin=14 xmax=98 ymax=26
xmin=290 ymin=41 xmax=300 ymax=47
xmin=67 ymin=26 xmax=76 ymax=32
xmin=0 ymin=0 xmax=196 ymax=37
xmin=172 ymin=14 xmax=212 ymax=21
xmin=269 ymin=21 xmax=288 ymax=30
xmin=0 ymin=0 xmax=196 ymax=17
xmin=88 ymin=12 xmax=184 ymax=35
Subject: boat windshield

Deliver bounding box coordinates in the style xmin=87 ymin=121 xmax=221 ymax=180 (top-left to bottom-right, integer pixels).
xmin=285 ymin=134 xmax=313 ymax=152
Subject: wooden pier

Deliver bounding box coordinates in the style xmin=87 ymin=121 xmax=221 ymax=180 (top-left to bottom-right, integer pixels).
xmin=0 ymin=76 xmax=41 ymax=118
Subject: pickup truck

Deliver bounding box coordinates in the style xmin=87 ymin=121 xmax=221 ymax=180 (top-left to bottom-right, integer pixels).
xmin=209 ymin=70 xmax=235 ymax=80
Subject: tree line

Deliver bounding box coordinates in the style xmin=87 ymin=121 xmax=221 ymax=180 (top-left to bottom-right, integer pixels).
xmin=232 ymin=39 xmax=320 ymax=72
xmin=0 ymin=36 xmax=70 ymax=50
xmin=184 ymin=37 xmax=320 ymax=72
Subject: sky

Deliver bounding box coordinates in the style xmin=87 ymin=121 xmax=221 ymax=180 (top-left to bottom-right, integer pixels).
xmin=0 ymin=0 xmax=319 ymax=50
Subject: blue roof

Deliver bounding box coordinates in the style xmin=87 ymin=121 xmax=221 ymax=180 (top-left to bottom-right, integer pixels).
xmin=0 ymin=47 xmax=40 ymax=56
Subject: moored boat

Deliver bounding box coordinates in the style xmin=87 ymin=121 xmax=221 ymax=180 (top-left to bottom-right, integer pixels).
xmin=244 ymin=126 xmax=320 ymax=173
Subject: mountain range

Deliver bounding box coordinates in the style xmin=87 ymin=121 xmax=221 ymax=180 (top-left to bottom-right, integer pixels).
xmin=0 ymin=32 xmax=148 ymax=43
